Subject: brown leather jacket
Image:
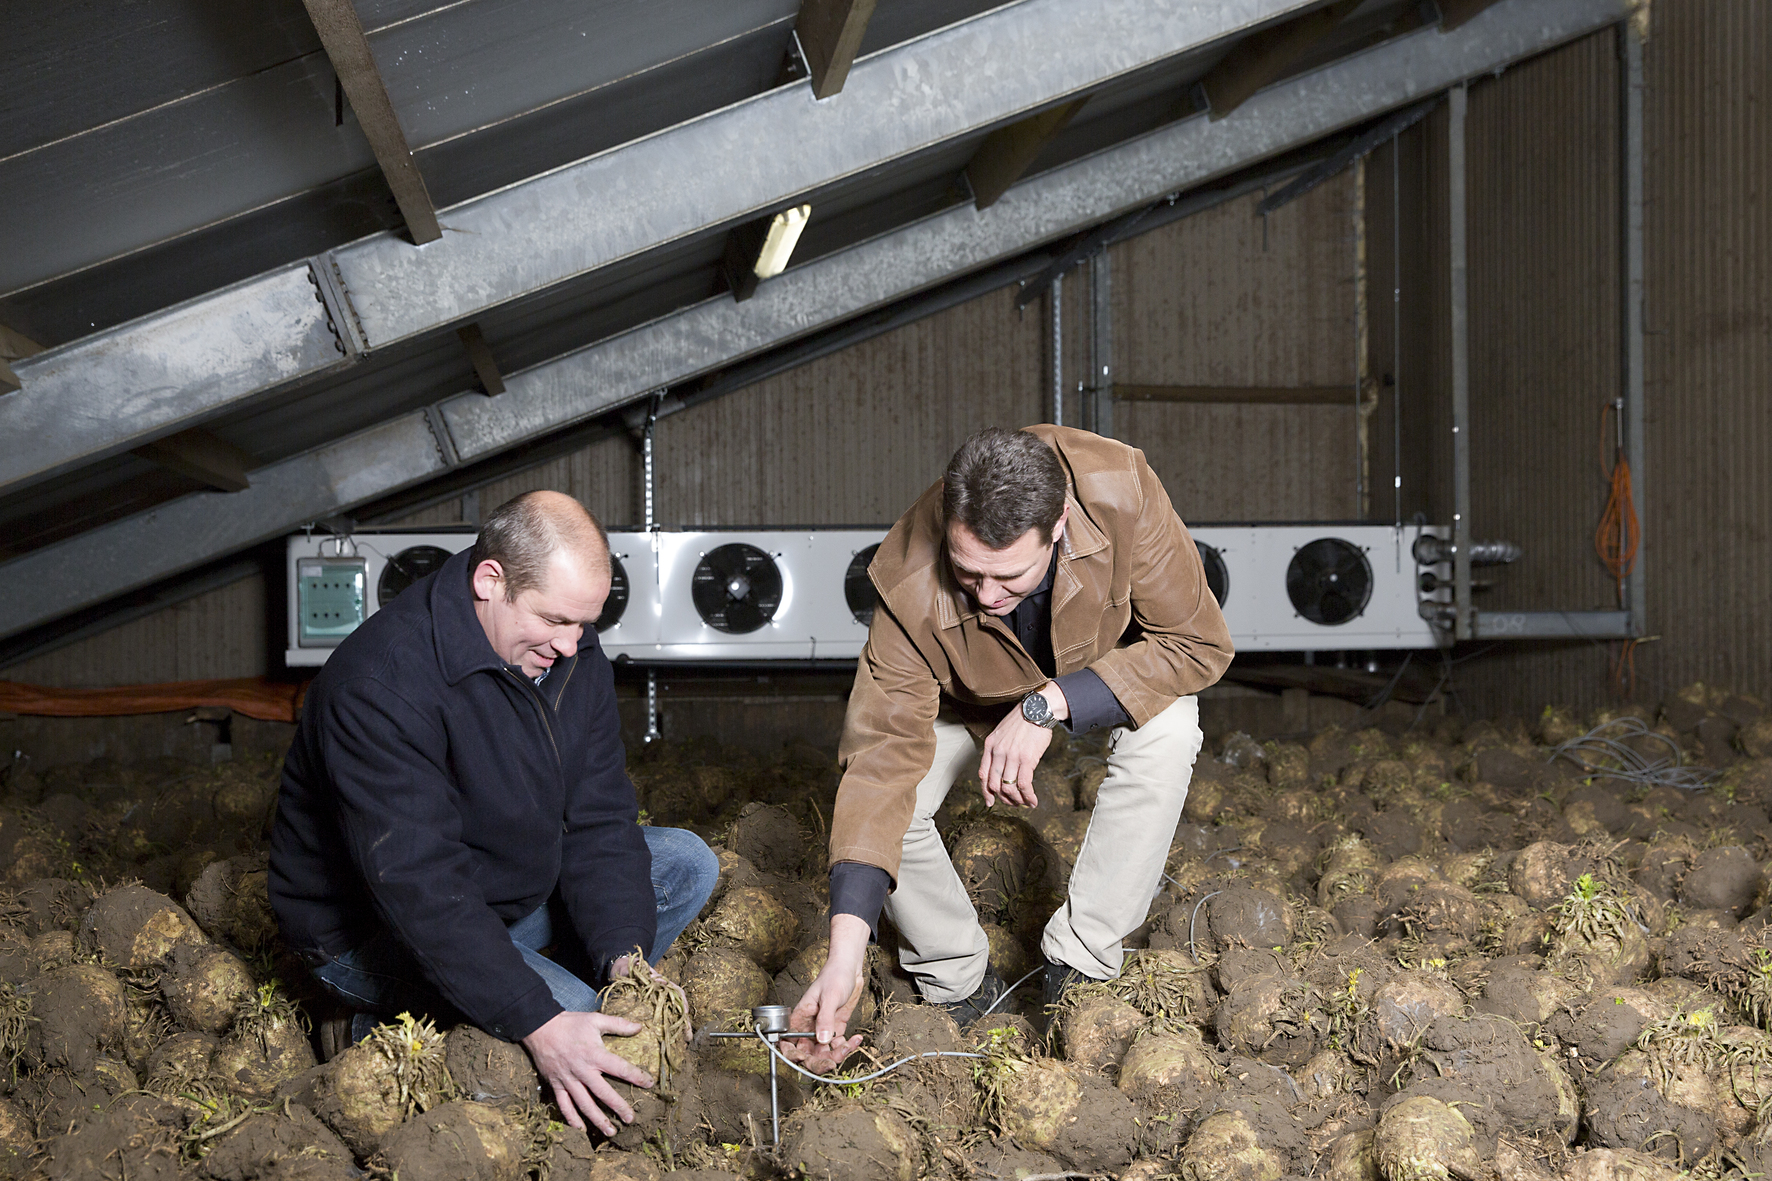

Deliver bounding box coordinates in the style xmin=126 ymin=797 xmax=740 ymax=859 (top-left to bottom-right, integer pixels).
xmin=828 ymin=426 xmax=1234 ymax=880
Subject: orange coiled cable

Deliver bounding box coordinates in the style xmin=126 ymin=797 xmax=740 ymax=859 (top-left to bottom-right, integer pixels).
xmin=1596 ymin=451 xmax=1640 ymax=589
xmin=1597 ymin=401 xmax=1641 ymax=697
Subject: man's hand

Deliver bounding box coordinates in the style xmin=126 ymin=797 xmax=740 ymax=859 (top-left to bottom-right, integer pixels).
xmin=608 ymin=953 xmax=692 ymax=1041
xmin=781 ymin=914 xmax=869 ymax=1074
xmin=980 ymin=681 xmax=1069 ymax=806
xmin=522 ymin=1011 xmax=654 ymax=1136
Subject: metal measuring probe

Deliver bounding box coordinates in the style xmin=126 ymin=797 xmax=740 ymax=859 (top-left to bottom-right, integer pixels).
xmin=705 ymin=1005 xmax=816 ymax=1146
xmin=704 ymin=1003 xmax=990 ymax=1148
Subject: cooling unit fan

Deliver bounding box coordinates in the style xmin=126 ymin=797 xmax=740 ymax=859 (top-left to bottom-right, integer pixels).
xmin=844 ymin=543 xmax=881 ymax=625
xmin=1285 ymin=537 xmax=1373 ymax=626
xmin=376 ymin=545 xmax=454 ymax=607
xmin=691 ymin=543 xmax=783 ymax=634
xmin=596 ymin=554 xmax=630 ymax=633
xmin=1195 ymin=541 xmax=1229 ymax=606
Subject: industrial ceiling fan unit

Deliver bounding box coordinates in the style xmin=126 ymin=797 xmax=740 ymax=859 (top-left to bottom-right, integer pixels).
xmin=645 ymin=529 xmax=887 ymax=661
xmin=1187 ymin=524 xmax=1451 ymax=651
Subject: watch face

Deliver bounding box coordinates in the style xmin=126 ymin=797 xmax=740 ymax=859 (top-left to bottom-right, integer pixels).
xmin=1023 ymin=693 xmax=1050 ymax=725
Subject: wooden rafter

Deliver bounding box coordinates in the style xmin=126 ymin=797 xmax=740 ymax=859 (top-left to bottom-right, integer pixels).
xmin=131 ymin=428 xmax=257 ymax=492
xmin=1201 ymin=0 xmax=1360 ymax=120
xmin=796 ymin=0 xmax=878 ymax=100
xmin=301 ymin=0 xmax=442 ymax=244
xmin=0 ymin=323 xmax=43 ymax=394
xmin=964 ymin=98 xmax=1089 ymax=210
xmin=456 ymin=323 xmax=506 ymax=396
xmin=1438 ymin=0 xmax=1509 ymax=32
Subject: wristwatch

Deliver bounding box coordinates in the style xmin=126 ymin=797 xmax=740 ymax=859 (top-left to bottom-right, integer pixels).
xmin=1021 ymin=690 xmax=1061 ymax=729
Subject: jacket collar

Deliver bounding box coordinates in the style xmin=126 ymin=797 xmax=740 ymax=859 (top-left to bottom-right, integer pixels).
xmin=936 ymin=491 xmax=1109 ymax=630
xmin=431 ymin=549 xmax=516 ymax=686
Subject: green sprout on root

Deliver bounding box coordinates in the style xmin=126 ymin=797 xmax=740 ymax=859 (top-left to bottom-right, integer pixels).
xmin=1553 ymin=873 xmax=1632 ymax=945
xmin=1733 ymin=950 xmax=1772 ymax=1032
xmin=969 ymin=1025 xmax=1030 ymax=1136
xmin=1324 ymin=969 xmax=1371 ymax=1055
xmin=1076 ymin=950 xmax=1205 ymax=1024
xmin=179 ymin=1092 xmax=274 ymax=1162
xmin=1637 ymin=1006 xmax=1725 ymax=1089
xmin=364 ymin=1011 xmax=457 ymax=1119
xmin=232 ymin=980 xmax=307 ymax=1051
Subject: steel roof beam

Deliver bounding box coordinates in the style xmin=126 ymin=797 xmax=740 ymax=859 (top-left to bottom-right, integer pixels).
xmin=0 ymin=0 xmax=1317 ymax=501
xmin=0 ymin=0 xmax=1629 ymax=641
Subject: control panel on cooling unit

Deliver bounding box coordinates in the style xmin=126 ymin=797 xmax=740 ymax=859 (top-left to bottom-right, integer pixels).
xmin=285 ymin=529 xmax=479 ymax=667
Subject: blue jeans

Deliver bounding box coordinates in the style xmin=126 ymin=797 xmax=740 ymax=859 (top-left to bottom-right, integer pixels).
xmin=313 ymin=827 xmax=718 ymax=1037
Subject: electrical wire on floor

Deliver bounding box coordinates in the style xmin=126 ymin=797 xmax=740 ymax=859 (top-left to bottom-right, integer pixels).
xmin=1547 ymin=715 xmax=1716 ymax=791
xmin=760 ymin=965 xmax=1046 ymax=1086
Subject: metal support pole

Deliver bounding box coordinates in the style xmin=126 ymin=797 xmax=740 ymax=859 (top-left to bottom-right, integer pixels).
xmin=1088 ymin=252 xmax=1113 ymax=438
xmin=1354 ymin=155 xmax=1372 ymax=518
xmin=1620 ymin=23 xmax=1646 ymax=634
xmin=642 ymin=394 xmax=659 ymax=533
xmin=1050 ymin=272 xmax=1064 ymax=426
xmin=642 ymin=390 xmax=662 ymax=743
xmin=1448 ymin=83 xmax=1472 ymax=641
xmin=645 ymin=670 xmax=661 ymax=744
xmin=1391 ymin=131 xmax=1403 ymax=529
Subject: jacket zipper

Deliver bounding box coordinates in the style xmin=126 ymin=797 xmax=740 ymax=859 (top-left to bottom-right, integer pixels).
xmin=506 ymin=667 xmax=563 ymax=768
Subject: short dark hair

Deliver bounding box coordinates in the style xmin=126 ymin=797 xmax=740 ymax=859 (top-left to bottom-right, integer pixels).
xmin=470 ymin=491 xmax=609 ymax=600
xmin=941 ymin=428 xmax=1067 ymax=549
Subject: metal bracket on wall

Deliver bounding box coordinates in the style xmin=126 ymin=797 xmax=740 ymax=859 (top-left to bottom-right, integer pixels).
xmin=422 ymin=405 xmax=461 ymax=467
xmin=1473 ymin=611 xmax=1632 ymax=639
xmin=307 ymin=256 xmax=368 ymax=359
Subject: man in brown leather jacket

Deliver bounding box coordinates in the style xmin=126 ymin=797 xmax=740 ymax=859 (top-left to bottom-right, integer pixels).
xmin=786 ymin=425 xmax=1233 ymax=1069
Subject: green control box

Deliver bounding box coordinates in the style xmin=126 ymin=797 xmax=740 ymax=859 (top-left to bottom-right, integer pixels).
xmin=296 ymin=558 xmax=367 ymax=647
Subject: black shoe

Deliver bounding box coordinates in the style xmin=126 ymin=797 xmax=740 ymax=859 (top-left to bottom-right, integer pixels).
xmin=317 ymin=1013 xmax=355 ymax=1062
xmin=1042 ymin=959 xmax=1086 ymax=1013
xmin=318 ymin=1010 xmax=375 ymax=1061
xmin=929 ymin=969 xmax=1008 ymax=1030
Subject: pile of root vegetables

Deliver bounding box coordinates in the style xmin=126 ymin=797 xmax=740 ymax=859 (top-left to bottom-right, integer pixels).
xmin=2 ymin=681 xmax=1772 ymax=1180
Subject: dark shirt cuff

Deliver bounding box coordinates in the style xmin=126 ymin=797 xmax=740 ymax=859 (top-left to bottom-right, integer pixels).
xmin=490 ymin=979 xmax=565 ymax=1043
xmin=1055 ymin=667 xmax=1130 ymax=735
xmin=589 ymin=926 xmax=656 ymax=987
xmin=828 ymin=862 xmax=891 ymax=940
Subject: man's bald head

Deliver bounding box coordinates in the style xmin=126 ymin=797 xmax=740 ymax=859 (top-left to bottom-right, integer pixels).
xmin=469 ymin=490 xmax=610 ymax=601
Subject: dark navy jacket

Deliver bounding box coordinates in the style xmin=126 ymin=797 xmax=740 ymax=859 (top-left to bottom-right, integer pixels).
xmin=269 ymin=548 xmax=652 ymax=1041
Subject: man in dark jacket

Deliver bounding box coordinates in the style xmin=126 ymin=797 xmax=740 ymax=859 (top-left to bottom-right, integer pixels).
xmin=270 ymin=491 xmax=717 ymax=1135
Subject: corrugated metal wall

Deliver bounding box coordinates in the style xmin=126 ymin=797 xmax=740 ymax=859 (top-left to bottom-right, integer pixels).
xmin=1633 ymin=0 xmax=1772 ymax=705
xmin=1453 ymin=29 xmax=1626 ymax=716
xmin=1112 ymin=173 xmax=1360 ymax=521
xmin=1450 ymin=7 xmax=1772 ymax=717
xmin=5 ymin=573 xmax=269 ymax=688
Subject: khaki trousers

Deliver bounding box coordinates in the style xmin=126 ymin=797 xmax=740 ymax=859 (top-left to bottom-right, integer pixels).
xmin=882 ymin=696 xmax=1204 ymax=1002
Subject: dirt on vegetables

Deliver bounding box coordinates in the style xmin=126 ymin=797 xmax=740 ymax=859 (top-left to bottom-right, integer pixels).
xmin=6 ymin=686 xmax=1772 ymax=1178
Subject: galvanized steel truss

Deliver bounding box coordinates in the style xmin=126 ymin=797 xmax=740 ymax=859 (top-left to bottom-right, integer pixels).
xmin=0 ymin=0 xmax=1630 ymax=641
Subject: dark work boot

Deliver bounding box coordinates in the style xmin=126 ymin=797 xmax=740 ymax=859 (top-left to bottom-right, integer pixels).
xmin=1040 ymin=959 xmax=1086 ymax=1030
xmin=927 ymin=969 xmax=1008 ymax=1030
